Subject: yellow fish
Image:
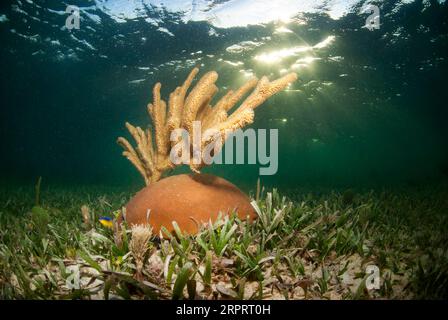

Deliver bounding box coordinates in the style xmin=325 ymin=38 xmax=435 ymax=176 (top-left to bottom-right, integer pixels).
xmin=99 ymin=216 xmax=113 ymax=228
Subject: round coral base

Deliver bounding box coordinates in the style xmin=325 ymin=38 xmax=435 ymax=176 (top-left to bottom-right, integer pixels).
xmin=124 ymin=174 xmax=257 ymax=235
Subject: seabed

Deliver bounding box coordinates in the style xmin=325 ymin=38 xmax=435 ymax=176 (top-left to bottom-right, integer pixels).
xmin=0 ymin=182 xmax=447 ymax=300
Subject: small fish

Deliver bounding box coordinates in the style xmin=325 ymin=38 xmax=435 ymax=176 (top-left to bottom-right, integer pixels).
xmin=99 ymin=216 xmax=113 ymax=228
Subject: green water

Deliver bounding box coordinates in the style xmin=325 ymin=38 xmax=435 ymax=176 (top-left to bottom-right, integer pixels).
xmin=0 ymin=0 xmax=447 ymax=191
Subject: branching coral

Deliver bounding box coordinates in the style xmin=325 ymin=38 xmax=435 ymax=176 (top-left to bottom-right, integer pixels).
xmin=118 ymin=67 xmax=297 ymax=185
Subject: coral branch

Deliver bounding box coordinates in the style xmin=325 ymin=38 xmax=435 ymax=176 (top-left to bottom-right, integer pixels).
xmin=118 ymin=68 xmax=297 ymax=185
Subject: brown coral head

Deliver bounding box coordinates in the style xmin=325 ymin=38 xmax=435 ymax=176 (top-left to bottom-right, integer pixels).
xmin=124 ymin=173 xmax=256 ymax=235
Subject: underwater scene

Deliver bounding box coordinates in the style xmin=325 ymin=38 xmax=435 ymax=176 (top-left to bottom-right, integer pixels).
xmin=0 ymin=0 xmax=447 ymax=300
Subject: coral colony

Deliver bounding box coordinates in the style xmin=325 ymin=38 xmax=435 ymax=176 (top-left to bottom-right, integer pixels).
xmin=117 ymin=67 xmax=298 ymax=185
xmin=117 ymin=68 xmax=297 ymax=235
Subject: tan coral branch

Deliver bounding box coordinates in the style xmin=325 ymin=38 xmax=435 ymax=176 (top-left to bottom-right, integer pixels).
xmin=117 ymin=68 xmax=297 ymax=185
